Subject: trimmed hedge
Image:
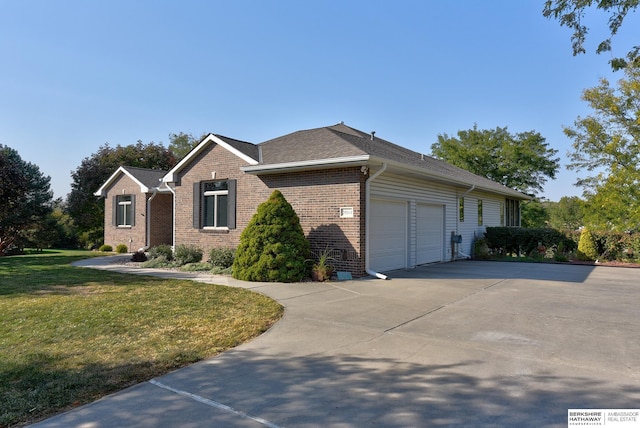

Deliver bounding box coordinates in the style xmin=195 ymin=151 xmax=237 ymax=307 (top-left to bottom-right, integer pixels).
xmin=484 ymin=227 xmax=575 ymax=256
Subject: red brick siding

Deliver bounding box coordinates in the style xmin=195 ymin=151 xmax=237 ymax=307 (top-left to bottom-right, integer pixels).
xmin=260 ymin=169 xmax=366 ymax=275
xmin=173 ymin=143 xmax=367 ymax=275
xmin=149 ymin=193 xmax=173 ymax=247
xmin=103 ymin=175 xmax=146 ymax=252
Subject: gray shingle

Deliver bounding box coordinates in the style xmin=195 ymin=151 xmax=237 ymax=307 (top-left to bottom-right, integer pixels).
xmin=257 ymin=123 xmax=528 ymax=199
xmin=121 ymin=166 xmax=167 ymax=190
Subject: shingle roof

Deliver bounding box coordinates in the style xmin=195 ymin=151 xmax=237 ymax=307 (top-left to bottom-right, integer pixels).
xmin=214 ymin=134 xmax=260 ymax=162
xmin=256 ymin=123 xmax=529 ymax=199
xmin=121 ymin=166 xmax=167 ymax=189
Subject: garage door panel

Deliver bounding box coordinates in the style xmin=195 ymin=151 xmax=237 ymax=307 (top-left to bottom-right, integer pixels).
xmin=417 ymin=204 xmax=444 ymax=265
xmin=370 ymin=199 xmax=407 ymax=272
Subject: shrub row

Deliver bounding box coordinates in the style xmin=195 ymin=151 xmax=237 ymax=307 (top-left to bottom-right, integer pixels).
xmin=483 ymin=227 xmax=640 ymax=262
xmin=483 ymin=227 xmax=576 ymax=257
xmin=141 ymin=244 xmax=236 ymax=272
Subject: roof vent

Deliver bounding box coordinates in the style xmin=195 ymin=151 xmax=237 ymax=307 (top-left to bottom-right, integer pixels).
xmin=371 ymin=131 xmax=376 ymax=141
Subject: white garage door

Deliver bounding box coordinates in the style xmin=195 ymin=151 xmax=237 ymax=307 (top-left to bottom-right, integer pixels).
xmin=370 ymin=199 xmax=407 ymax=272
xmin=416 ymin=203 xmax=444 ymax=265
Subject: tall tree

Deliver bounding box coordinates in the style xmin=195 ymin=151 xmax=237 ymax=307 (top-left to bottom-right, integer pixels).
xmin=431 ymin=125 xmax=560 ymax=196
xmin=66 ymin=141 xmax=177 ymax=247
xmin=545 ymin=196 xmax=586 ymax=230
xmin=168 ymin=132 xmax=204 ymax=159
xmin=564 ymin=62 xmax=640 ymax=230
xmin=0 ymin=145 xmax=54 ymax=255
xmin=543 ymin=0 xmax=639 ymax=71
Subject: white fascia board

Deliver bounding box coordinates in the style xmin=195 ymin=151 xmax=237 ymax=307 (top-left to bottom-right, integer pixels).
xmin=240 ymin=155 xmax=370 ymax=174
xmin=94 ymin=166 xmax=149 ymax=197
xmin=163 ymin=134 xmax=258 ymax=183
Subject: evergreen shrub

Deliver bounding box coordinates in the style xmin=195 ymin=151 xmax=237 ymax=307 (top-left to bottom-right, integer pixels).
xmin=115 ymin=244 xmax=128 ymax=254
xmin=232 ymin=190 xmax=310 ymax=282
xmin=577 ymin=228 xmax=598 ymax=261
xmin=98 ymin=244 xmax=112 ymax=252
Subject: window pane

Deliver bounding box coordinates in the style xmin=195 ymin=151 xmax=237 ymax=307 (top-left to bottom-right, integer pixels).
xmin=217 ymin=194 xmax=228 ymax=227
xmin=203 ymin=195 xmax=215 ymax=227
xmin=117 ymin=195 xmax=132 ymax=226
xmin=204 ymin=181 xmax=228 ymax=192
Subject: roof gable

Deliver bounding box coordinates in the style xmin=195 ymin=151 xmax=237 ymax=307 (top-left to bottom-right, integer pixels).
xmin=163 ymin=134 xmax=259 ymax=183
xmin=94 ymin=166 xmax=168 ymax=197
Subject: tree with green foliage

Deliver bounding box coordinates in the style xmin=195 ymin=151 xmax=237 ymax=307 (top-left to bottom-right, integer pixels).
xmin=546 ymin=196 xmax=586 ymax=230
xmin=520 ymin=200 xmax=549 ymax=228
xmin=543 ymin=0 xmax=639 ymax=71
xmin=168 ymin=132 xmax=205 ymax=160
xmin=233 ymin=190 xmax=310 ymax=282
xmin=431 ymin=125 xmax=560 ymax=196
xmin=0 ymin=145 xmax=54 ymax=255
xmin=564 ymin=62 xmax=640 ymax=230
xmin=66 ymin=141 xmax=177 ymax=248
xmin=577 ymin=227 xmax=599 ymax=261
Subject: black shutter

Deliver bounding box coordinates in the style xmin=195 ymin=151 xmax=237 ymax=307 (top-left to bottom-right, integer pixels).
xmin=227 ymin=179 xmax=236 ymax=229
xmin=130 ymin=194 xmax=136 ymax=227
xmin=112 ymin=196 xmax=118 ymax=226
xmin=193 ymin=182 xmax=201 ymax=228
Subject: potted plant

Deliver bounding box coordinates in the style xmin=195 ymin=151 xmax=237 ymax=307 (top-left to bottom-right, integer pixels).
xmin=310 ymin=248 xmax=335 ymax=282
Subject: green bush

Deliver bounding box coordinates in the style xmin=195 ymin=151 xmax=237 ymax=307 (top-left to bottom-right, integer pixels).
xmin=484 ymin=227 xmax=575 ymax=256
xmin=209 ymin=248 xmax=235 ymax=268
xmin=148 ymin=244 xmax=173 ymax=261
xmin=115 ymin=244 xmax=128 ymax=254
xmin=141 ymin=255 xmax=172 ymax=268
xmin=174 ymin=244 xmax=203 ymax=266
xmin=577 ymin=228 xmax=598 ymax=261
xmin=473 ymin=237 xmax=491 ymax=259
xmin=233 ymin=190 xmax=310 ymax=282
xmin=98 ymin=244 xmax=113 ymax=252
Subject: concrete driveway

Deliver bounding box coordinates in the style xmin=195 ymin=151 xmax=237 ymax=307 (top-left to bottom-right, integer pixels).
xmin=32 ymin=260 xmax=640 ymax=427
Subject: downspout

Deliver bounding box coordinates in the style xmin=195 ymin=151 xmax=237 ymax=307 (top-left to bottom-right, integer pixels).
xmin=456 ymin=184 xmax=475 ymax=260
xmin=144 ymin=188 xmax=158 ymax=251
xmin=365 ymin=163 xmax=388 ymax=279
xmin=166 ymin=183 xmax=176 ymax=251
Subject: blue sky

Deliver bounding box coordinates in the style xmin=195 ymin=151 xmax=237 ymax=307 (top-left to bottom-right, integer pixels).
xmin=1 ymin=1 xmax=638 ymax=201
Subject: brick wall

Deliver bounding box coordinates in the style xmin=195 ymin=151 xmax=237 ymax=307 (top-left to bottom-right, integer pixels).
xmin=149 ymin=193 xmax=173 ymax=247
xmin=260 ymin=168 xmax=366 ymax=275
xmin=103 ymin=174 xmax=147 ymax=252
xmin=173 ymin=142 xmax=368 ymax=275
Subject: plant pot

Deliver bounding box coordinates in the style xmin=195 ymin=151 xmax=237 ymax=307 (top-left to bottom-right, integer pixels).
xmin=311 ymin=269 xmax=331 ymax=282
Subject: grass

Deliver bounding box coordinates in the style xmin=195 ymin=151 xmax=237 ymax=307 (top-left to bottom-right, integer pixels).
xmin=0 ymin=250 xmax=283 ymax=427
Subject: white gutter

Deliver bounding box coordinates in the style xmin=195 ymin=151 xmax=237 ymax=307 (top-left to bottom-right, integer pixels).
xmin=365 ymin=163 xmax=388 ymax=280
xmin=166 ymin=182 xmax=177 ymax=251
xmin=144 ymin=188 xmax=158 ymax=250
xmin=241 ymin=155 xmax=370 ymax=174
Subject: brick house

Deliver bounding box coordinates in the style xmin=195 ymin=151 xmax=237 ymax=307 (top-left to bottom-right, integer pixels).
xmin=96 ymin=123 xmax=528 ymax=277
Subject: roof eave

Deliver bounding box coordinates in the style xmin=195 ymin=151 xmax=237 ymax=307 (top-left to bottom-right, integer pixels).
xmin=241 ymin=155 xmax=371 ymax=175
xmin=94 ymin=166 xmax=150 ymax=197
xmin=369 ymin=156 xmax=530 ymax=200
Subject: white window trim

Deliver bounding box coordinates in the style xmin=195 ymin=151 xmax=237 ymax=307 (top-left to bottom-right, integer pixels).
xmin=203 ymin=189 xmax=229 ymax=229
xmin=117 ymin=197 xmax=133 ymax=227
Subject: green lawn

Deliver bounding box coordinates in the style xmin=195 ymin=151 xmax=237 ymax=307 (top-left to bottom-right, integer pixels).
xmin=0 ymin=250 xmax=283 ymax=427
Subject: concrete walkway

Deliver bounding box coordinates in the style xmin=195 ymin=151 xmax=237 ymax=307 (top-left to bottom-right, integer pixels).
xmin=31 ymin=257 xmax=640 ymax=427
